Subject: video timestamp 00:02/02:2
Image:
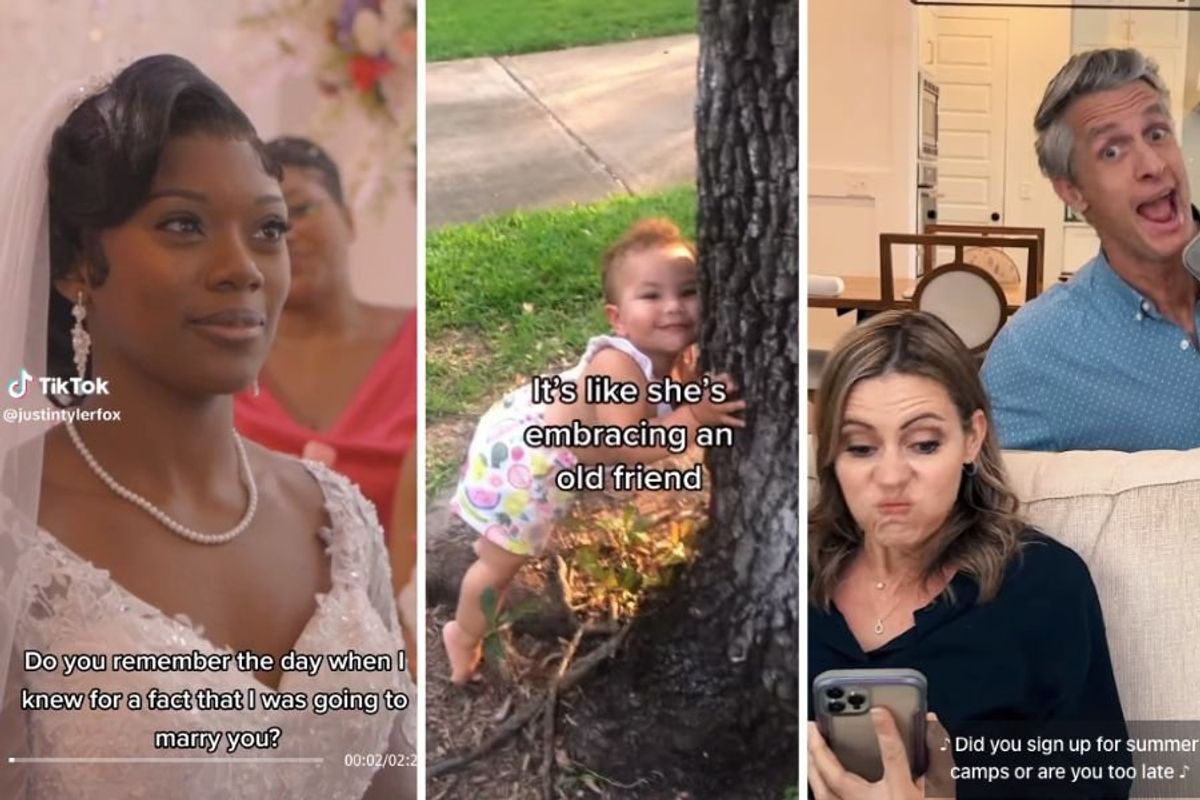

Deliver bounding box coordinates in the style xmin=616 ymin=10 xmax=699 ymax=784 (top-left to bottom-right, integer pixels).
xmin=343 ymin=753 xmax=419 ymax=768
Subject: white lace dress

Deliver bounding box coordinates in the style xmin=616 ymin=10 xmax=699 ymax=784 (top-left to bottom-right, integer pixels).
xmin=0 ymin=461 xmax=416 ymax=799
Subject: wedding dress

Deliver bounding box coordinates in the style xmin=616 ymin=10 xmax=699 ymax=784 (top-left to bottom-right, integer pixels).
xmin=0 ymin=461 xmax=417 ymax=799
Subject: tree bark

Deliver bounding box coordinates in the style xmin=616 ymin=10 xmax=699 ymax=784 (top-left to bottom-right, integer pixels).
xmin=565 ymin=1 xmax=799 ymax=796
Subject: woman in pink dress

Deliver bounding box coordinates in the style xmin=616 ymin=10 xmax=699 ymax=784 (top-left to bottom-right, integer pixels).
xmin=234 ymin=137 xmax=416 ymax=545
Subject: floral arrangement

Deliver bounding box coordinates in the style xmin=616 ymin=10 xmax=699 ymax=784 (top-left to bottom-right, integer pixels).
xmin=315 ymin=0 xmax=416 ymax=122
xmin=240 ymin=0 xmax=417 ymax=211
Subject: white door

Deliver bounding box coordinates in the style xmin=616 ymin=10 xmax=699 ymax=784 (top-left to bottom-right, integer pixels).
xmin=931 ymin=16 xmax=1009 ymax=226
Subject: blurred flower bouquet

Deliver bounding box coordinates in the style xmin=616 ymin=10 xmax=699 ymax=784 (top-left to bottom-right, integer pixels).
xmin=240 ymin=0 xmax=417 ymax=211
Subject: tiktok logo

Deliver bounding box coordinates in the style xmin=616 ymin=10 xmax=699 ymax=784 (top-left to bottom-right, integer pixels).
xmin=7 ymin=369 xmax=33 ymax=399
xmin=4 ymin=370 xmax=109 ymax=399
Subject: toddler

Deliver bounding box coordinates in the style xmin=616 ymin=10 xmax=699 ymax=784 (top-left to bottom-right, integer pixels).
xmin=443 ymin=218 xmax=745 ymax=683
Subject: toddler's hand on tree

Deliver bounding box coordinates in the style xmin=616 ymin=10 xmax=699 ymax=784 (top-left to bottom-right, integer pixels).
xmin=670 ymin=345 xmax=700 ymax=384
xmin=687 ymin=373 xmax=746 ymax=428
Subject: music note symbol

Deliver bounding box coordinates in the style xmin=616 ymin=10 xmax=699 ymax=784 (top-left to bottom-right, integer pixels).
xmin=6 ymin=369 xmax=32 ymax=399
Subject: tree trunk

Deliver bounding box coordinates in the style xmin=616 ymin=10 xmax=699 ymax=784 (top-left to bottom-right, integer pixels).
xmin=566 ymin=1 xmax=799 ymax=796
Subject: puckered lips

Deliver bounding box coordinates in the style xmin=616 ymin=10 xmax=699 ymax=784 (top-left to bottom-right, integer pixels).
xmin=877 ymin=499 xmax=914 ymax=518
xmin=1135 ymin=187 xmax=1183 ymax=236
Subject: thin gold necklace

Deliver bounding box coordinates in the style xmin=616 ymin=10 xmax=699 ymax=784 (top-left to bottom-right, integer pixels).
xmin=866 ymin=565 xmax=951 ymax=637
xmin=871 ymin=593 xmax=906 ymax=636
xmin=868 ymin=575 xmax=926 ymax=637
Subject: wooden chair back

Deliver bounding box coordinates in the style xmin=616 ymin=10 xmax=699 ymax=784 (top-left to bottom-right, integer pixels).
xmin=923 ymin=223 xmax=1044 ymax=299
xmin=879 ymin=232 xmax=1039 ymax=307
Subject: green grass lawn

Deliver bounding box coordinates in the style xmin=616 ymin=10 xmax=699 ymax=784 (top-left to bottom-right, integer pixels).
xmin=426 ymin=185 xmax=697 ymax=492
xmin=427 ymin=0 xmax=696 ymax=62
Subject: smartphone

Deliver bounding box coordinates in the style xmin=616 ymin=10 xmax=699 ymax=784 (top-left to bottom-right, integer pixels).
xmin=813 ymin=668 xmax=928 ymax=782
xmin=1185 ymin=231 xmax=1200 ymax=283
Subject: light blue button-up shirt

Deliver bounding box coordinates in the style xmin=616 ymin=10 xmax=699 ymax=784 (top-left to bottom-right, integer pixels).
xmin=982 ymin=250 xmax=1200 ymax=451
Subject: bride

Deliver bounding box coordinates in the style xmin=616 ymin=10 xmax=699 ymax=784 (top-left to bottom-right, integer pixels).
xmin=0 ymin=55 xmax=416 ymax=799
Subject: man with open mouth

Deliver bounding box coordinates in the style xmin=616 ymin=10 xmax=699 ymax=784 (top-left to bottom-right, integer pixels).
xmin=982 ymin=47 xmax=1200 ymax=452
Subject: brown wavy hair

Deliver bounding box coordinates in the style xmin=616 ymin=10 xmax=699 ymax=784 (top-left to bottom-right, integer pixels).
xmin=600 ymin=218 xmax=696 ymax=302
xmin=809 ymin=311 xmax=1027 ymax=609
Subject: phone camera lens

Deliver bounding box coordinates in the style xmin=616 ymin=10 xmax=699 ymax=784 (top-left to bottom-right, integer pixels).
xmin=828 ymin=700 xmax=846 ymax=713
xmin=848 ymin=693 xmax=865 ymax=708
xmin=825 ymin=687 xmax=844 ymax=699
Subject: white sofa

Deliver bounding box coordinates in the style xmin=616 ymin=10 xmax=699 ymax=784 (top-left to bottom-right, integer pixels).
xmin=1003 ymin=448 xmax=1200 ymax=723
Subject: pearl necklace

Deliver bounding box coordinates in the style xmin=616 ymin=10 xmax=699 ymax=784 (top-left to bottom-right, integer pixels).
xmin=65 ymin=420 xmax=257 ymax=545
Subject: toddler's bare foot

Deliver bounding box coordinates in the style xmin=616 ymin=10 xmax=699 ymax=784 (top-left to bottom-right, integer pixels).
xmin=442 ymin=621 xmax=481 ymax=685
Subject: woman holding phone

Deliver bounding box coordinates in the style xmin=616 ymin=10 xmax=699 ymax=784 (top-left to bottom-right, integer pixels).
xmin=807 ymin=311 xmax=1126 ymax=799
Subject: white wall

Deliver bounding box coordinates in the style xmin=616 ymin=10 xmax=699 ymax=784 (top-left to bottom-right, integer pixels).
xmin=0 ymin=0 xmax=415 ymax=308
xmin=808 ymin=0 xmax=917 ymax=347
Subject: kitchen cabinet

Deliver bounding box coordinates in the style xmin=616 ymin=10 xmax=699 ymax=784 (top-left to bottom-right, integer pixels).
xmin=1124 ymin=9 xmax=1190 ymax=48
xmin=1072 ymin=5 xmax=1188 ymax=50
xmin=1071 ymin=2 xmax=1132 ymax=46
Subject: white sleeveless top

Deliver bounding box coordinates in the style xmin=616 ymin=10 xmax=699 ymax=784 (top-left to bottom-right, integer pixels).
xmin=559 ymin=335 xmax=671 ymax=417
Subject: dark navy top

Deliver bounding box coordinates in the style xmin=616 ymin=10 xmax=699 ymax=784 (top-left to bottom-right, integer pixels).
xmin=809 ymin=532 xmax=1128 ymax=798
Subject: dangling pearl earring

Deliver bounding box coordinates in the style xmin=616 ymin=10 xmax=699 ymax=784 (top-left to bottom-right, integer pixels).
xmin=71 ymin=291 xmax=90 ymax=381
xmin=251 ymin=378 xmax=261 ymax=397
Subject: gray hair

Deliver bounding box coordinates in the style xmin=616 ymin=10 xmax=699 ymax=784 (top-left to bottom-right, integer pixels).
xmin=1034 ymin=48 xmax=1170 ymax=181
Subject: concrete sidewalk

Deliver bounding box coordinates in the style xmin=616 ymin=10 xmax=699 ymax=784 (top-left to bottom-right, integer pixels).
xmin=427 ymin=34 xmax=698 ymax=229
